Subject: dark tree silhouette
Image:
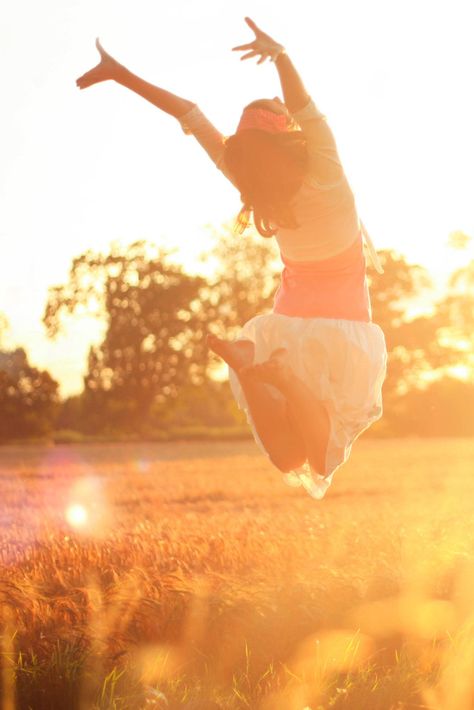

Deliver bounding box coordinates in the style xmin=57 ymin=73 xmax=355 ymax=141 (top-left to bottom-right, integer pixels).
xmin=45 ymin=232 xmax=280 ymax=433
xmin=0 ymin=347 xmax=59 ymax=440
xmin=44 ymin=242 xmax=209 ymax=432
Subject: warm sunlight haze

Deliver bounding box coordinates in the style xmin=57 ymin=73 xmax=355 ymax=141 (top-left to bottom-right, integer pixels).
xmin=2 ymin=6 xmax=474 ymax=705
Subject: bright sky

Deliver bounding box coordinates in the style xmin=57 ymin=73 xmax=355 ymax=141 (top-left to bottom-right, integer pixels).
xmin=1 ymin=0 xmax=473 ymax=397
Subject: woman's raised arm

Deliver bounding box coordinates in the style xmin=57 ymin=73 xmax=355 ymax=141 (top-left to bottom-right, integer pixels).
xmin=234 ymin=18 xmax=344 ymax=186
xmin=77 ymin=39 xmax=235 ymax=185
xmin=76 ymin=39 xmax=195 ymax=118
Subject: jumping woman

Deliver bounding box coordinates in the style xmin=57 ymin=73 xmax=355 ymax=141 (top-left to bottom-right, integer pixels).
xmin=77 ymin=18 xmax=387 ymax=499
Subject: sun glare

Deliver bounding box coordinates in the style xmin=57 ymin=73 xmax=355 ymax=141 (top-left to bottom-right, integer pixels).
xmin=65 ymin=503 xmax=89 ymax=528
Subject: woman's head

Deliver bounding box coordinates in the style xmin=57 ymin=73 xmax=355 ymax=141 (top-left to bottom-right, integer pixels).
xmin=224 ymin=98 xmax=307 ymax=237
xmin=245 ymin=96 xmax=291 ymax=117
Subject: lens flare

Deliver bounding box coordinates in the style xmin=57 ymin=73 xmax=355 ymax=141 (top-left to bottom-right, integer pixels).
xmin=66 ymin=503 xmax=88 ymax=528
xmin=62 ymin=476 xmax=110 ymax=537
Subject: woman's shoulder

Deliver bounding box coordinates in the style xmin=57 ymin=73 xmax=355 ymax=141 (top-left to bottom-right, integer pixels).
xmin=292 ymin=99 xmax=347 ymax=188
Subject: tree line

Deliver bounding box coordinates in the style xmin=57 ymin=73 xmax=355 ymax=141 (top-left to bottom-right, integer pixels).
xmin=1 ymin=227 xmax=473 ymax=441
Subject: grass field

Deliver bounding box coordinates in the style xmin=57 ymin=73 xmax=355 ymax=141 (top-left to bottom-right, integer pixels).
xmin=1 ymin=438 xmax=474 ymax=710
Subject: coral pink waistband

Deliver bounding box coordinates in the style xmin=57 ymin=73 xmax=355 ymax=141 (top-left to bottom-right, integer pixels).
xmin=273 ymin=235 xmax=372 ymax=321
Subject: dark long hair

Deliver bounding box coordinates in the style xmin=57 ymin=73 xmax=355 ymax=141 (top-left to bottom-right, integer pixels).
xmin=223 ymin=128 xmax=308 ymax=238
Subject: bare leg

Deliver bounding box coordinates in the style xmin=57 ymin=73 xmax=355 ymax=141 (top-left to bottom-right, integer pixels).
xmin=207 ymin=335 xmax=307 ymax=472
xmin=243 ymin=349 xmax=330 ymax=475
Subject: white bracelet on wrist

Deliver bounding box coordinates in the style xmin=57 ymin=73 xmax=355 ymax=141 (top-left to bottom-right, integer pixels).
xmin=271 ymin=46 xmax=286 ymax=62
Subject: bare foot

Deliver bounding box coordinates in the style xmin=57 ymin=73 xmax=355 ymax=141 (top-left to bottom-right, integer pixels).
xmin=207 ymin=335 xmax=255 ymax=372
xmin=242 ymin=348 xmax=294 ymax=390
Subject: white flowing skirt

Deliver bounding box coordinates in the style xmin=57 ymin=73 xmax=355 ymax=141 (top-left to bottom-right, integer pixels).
xmin=228 ymin=313 xmax=387 ymax=499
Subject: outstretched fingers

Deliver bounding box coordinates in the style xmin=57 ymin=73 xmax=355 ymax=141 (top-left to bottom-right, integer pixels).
xmin=232 ymin=42 xmax=254 ymax=51
xmin=240 ymin=50 xmax=260 ymax=61
xmin=233 ymin=16 xmax=283 ymax=64
xmin=232 ymin=16 xmax=261 ymax=56
xmin=244 ymin=17 xmax=260 ymax=34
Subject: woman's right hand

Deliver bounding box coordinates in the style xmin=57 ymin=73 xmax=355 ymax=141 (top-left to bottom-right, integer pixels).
xmin=76 ymin=39 xmax=123 ymax=89
xmin=233 ymin=17 xmax=285 ymax=64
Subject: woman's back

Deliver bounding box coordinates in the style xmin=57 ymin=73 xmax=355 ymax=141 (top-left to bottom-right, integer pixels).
xmin=179 ymin=98 xmax=362 ymax=262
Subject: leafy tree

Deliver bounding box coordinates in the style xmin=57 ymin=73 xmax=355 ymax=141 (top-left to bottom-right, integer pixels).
xmin=0 ymin=347 xmax=59 ymax=440
xmin=152 ymin=379 xmax=245 ymax=429
xmin=44 ymin=241 xmax=209 ymax=433
xmin=368 ymin=249 xmax=444 ymax=401
xmin=205 ymin=225 xmax=280 ymax=334
xmin=368 ymin=249 xmax=474 ymax=433
xmin=202 ymin=225 xmax=280 ymax=377
xmin=56 ymin=394 xmax=84 ymax=432
xmin=432 ymin=260 xmax=474 ymax=377
xmin=44 ymin=231 xmax=281 ymax=433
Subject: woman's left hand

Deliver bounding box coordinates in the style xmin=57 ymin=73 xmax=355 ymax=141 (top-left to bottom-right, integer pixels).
xmin=232 ymin=17 xmax=285 ymax=64
xmin=76 ymin=38 xmax=124 ymax=90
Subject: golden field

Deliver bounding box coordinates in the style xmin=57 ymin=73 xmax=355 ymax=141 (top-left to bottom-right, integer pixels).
xmin=1 ymin=438 xmax=474 ymax=709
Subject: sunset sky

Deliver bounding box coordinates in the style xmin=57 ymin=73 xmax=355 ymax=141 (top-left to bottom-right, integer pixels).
xmin=1 ymin=0 xmax=473 ymax=396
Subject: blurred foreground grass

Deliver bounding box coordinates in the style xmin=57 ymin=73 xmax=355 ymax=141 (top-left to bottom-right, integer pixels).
xmin=1 ymin=438 xmax=474 ymax=709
